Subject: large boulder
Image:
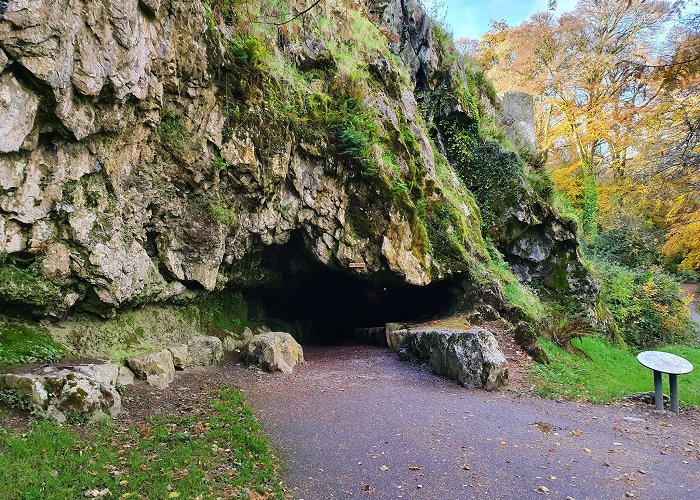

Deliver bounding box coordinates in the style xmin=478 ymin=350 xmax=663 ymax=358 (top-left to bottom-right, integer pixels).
xmin=0 ymin=362 xmax=122 ymax=421
xmin=126 ymin=350 xmax=175 ymax=389
xmin=186 ymin=336 xmax=223 ymax=367
xmin=246 ymin=332 xmax=304 ymax=374
xmin=394 ymin=327 xmax=508 ymax=390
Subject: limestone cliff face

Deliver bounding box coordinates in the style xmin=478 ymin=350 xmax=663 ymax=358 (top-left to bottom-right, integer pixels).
xmin=0 ymin=0 xmax=593 ymax=319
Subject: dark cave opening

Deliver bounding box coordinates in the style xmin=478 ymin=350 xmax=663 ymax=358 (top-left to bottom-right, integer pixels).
xmin=254 ymin=235 xmax=466 ymax=344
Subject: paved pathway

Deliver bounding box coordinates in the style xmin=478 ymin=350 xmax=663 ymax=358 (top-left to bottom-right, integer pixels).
xmin=233 ymin=345 xmax=700 ymax=500
xmin=681 ymin=283 xmax=700 ymax=327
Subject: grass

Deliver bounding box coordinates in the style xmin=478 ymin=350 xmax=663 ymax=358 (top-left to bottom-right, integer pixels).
xmin=0 ymin=323 xmax=63 ymax=368
xmin=0 ymin=387 xmax=285 ymax=499
xmin=530 ymin=336 xmax=700 ymax=407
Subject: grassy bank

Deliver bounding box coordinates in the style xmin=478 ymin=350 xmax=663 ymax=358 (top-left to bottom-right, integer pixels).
xmin=530 ymin=337 xmax=700 ymax=407
xmin=0 ymin=388 xmax=284 ymax=499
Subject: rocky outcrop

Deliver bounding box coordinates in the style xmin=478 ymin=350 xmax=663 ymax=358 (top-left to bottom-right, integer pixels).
xmin=388 ymin=326 xmax=508 ymax=390
xmin=498 ymin=92 xmax=537 ymax=152
xmin=0 ymin=362 xmax=122 ymax=421
xmin=247 ymin=332 xmax=304 ymax=374
xmin=0 ymin=0 xmax=595 ymax=322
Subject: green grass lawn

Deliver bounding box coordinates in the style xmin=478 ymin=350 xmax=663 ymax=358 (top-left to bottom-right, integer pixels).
xmin=0 ymin=388 xmax=285 ymax=499
xmin=530 ymin=337 xmax=700 ymax=407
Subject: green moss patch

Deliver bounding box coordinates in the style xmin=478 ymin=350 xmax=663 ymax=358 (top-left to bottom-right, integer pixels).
xmin=0 ymin=262 xmax=64 ymax=316
xmin=0 ymin=323 xmax=64 ymax=367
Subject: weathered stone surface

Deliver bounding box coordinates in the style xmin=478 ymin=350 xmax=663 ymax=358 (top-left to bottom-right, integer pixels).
xmin=511 ymin=322 xmax=549 ymax=364
xmin=386 ymin=324 xmax=411 ymax=349
xmin=222 ymin=327 xmax=254 ymax=352
xmin=186 ymin=336 xmax=223 ymax=367
xmin=0 ymin=0 xmax=595 ymax=321
xmin=126 ymin=350 xmax=175 ymax=389
xmin=117 ymin=366 xmax=135 ymax=386
xmin=57 ymin=376 xmax=121 ymax=418
xmin=498 ymin=92 xmax=537 ymax=152
xmin=0 ymin=362 xmax=122 ymax=420
xmin=168 ymin=345 xmax=188 ymax=370
xmin=247 ymin=332 xmax=304 ymax=374
xmin=0 ymin=72 xmax=39 ymax=152
xmin=0 ymin=48 xmax=8 ymax=72
xmin=394 ymin=327 xmax=508 ymax=390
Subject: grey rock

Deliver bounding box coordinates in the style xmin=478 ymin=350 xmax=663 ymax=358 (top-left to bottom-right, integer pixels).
xmin=126 ymin=350 xmax=175 ymax=389
xmin=57 ymin=377 xmax=121 ymax=419
xmin=168 ymin=345 xmax=188 ymax=370
xmin=621 ymin=392 xmax=670 ymax=404
xmin=498 ymin=92 xmax=537 ymax=152
xmin=186 ymin=336 xmax=223 ymax=367
xmin=222 ymin=327 xmax=254 ymax=352
xmin=0 ymin=72 xmax=39 ymax=152
xmin=0 ymin=362 xmax=122 ymax=420
xmin=117 ymin=366 xmax=135 ymax=386
xmin=247 ymin=332 xmax=304 ymax=374
xmin=0 ymin=49 xmax=8 ymax=72
xmin=395 ymin=327 xmax=508 ymax=390
xmin=511 ymin=322 xmax=549 ymax=364
xmin=292 ymin=36 xmax=336 ymax=72
xmin=386 ymin=327 xmax=412 ymax=349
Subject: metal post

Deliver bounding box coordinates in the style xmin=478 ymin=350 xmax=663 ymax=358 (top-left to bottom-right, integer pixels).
xmin=669 ymin=374 xmax=679 ymax=413
xmin=653 ymin=370 xmax=664 ymax=411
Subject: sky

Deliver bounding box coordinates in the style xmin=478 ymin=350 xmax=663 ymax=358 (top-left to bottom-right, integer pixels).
xmin=422 ymin=0 xmax=579 ymax=40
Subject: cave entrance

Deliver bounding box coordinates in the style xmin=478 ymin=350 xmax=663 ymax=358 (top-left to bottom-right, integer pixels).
xmin=254 ymin=236 xmax=466 ymax=344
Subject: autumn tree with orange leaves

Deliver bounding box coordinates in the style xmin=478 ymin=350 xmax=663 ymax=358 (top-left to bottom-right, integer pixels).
xmin=472 ymin=0 xmax=699 ymax=272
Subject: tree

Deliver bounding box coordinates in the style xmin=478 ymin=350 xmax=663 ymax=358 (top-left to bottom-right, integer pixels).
xmin=476 ymin=0 xmax=674 ymax=239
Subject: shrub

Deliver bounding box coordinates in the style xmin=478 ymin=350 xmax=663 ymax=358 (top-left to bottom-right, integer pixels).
xmin=591 ymin=257 xmax=696 ymax=348
xmin=539 ymin=312 xmax=593 ymax=359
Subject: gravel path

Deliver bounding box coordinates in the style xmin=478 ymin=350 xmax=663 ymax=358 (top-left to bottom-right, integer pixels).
xmin=230 ymin=345 xmax=699 ymax=500
xmin=110 ymin=344 xmax=700 ymax=499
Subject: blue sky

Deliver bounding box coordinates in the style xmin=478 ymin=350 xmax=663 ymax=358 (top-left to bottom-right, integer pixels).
xmin=423 ymin=0 xmax=579 ymax=40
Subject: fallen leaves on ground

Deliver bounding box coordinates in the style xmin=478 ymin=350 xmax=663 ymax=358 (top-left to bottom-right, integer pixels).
xmin=535 ymin=422 xmax=554 ymax=433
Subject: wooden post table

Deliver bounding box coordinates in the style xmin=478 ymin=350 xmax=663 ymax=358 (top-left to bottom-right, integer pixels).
xmin=636 ymin=351 xmax=694 ymax=413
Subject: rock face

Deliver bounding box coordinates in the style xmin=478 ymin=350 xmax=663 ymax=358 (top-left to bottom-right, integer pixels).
xmin=247 ymin=332 xmax=304 ymax=374
xmin=126 ymin=350 xmax=175 ymax=389
xmin=0 ymin=362 xmax=122 ymax=421
xmin=389 ymin=327 xmax=508 ymax=390
xmin=498 ymin=92 xmax=537 ymax=152
xmin=0 ymin=0 xmax=595 ymax=320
